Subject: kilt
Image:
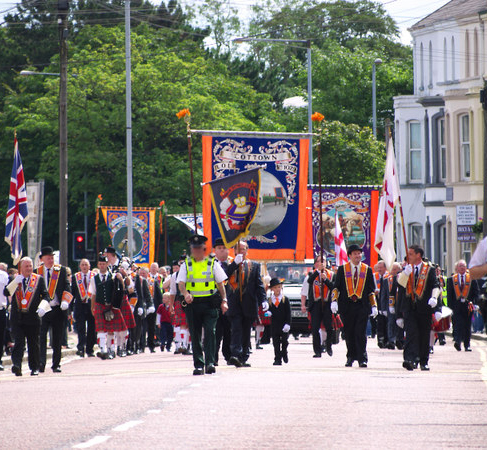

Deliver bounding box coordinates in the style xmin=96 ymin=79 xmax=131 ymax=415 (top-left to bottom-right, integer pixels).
xmin=254 ymin=306 xmax=271 ymax=327
xmin=121 ymin=298 xmax=136 ymax=329
xmin=94 ymin=303 xmax=127 ymax=333
xmin=172 ymin=300 xmax=187 ymax=327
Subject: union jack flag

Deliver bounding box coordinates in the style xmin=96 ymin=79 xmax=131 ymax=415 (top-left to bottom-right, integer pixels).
xmin=4 ymin=137 xmax=29 ymax=265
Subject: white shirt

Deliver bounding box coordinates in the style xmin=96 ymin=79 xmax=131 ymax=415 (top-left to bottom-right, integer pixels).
xmin=0 ymin=269 xmax=8 ymax=309
xmin=88 ymin=271 xmax=110 ymax=296
xmin=176 ymin=259 xmax=228 ymax=284
xmin=469 ymin=236 xmax=487 ymax=268
xmin=300 ymin=275 xmax=310 ymax=297
xmin=43 ymin=265 xmax=59 ymax=304
xmin=169 ymin=272 xmax=179 ymax=296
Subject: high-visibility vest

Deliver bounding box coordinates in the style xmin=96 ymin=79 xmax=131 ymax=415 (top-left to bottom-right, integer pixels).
xmin=185 ymin=257 xmax=216 ymax=297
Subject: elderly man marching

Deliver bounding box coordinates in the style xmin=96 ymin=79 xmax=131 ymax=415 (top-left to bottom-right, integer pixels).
xmin=331 ymin=244 xmax=378 ymax=368
xmin=177 ymin=235 xmax=228 ymax=375
xmin=35 ymin=246 xmax=72 ymax=373
xmin=447 ymin=259 xmax=479 ymax=352
xmin=396 ymin=245 xmax=441 ymax=371
xmin=4 ymin=257 xmax=51 ymax=376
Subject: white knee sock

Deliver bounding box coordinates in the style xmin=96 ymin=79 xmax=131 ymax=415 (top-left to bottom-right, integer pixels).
xmin=97 ymin=332 xmax=107 ymax=353
xmin=174 ymin=326 xmax=181 ymax=350
xmin=116 ymin=330 xmax=128 ymax=347
xmin=255 ymin=325 xmax=264 ymax=343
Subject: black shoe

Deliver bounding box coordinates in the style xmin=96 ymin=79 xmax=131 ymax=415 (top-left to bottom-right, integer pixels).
xmin=359 ymin=362 xmax=367 ymax=368
xmin=241 ymin=362 xmax=251 ymax=367
xmin=439 ymin=340 xmax=446 ymax=346
xmin=166 ymin=345 xmax=171 ymax=352
xmin=30 ymin=370 xmax=39 ymax=376
xmin=160 ymin=346 xmax=165 ymax=352
xmin=396 ymin=341 xmax=404 ymax=350
xmin=193 ymin=368 xmax=204 ymax=376
xmin=345 ymin=358 xmax=353 ymax=367
xmin=402 ymin=361 xmax=415 ymax=371
xmin=420 ymin=364 xmax=430 ymax=371
xmin=273 ymin=360 xmax=282 ymax=366
xmin=76 ymin=350 xmax=85 ymax=357
xmin=228 ymin=356 xmax=243 ymax=368
xmin=205 ymin=364 xmax=216 ymax=374
xmin=12 ymin=365 xmax=22 ymax=376
xmin=454 ymin=342 xmax=461 ymax=352
xmin=39 ymin=365 xmax=45 ymax=373
xmin=87 ymin=352 xmax=95 ymax=357
xmin=97 ymin=351 xmax=109 ymax=360
xmin=429 ymin=346 xmax=434 ymax=354
xmin=465 ymin=347 xmax=472 ymax=352
xmin=150 ymin=348 xmax=156 ymax=353
xmin=282 ymin=353 xmax=289 ymax=364
xmin=386 ymin=342 xmax=396 ymax=350
xmin=0 ymin=363 xmax=4 ymax=371
xmin=313 ymin=353 xmax=322 ymax=358
xmin=326 ymin=345 xmax=333 ymax=357
xmin=377 ymin=341 xmax=385 ymax=349
xmin=256 ymin=344 xmax=263 ymax=350
xmin=214 ymin=361 xmax=219 ymax=366
xmin=52 ymin=367 xmax=62 ymax=373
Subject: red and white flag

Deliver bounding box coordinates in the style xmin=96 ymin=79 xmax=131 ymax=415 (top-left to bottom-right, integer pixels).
xmin=334 ymin=210 xmax=348 ymax=266
xmin=374 ymin=136 xmax=401 ymax=271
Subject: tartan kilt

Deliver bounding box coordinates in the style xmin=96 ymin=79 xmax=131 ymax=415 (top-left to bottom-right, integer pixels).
xmin=254 ymin=306 xmax=271 ymax=327
xmin=120 ymin=298 xmax=136 ymax=329
xmin=172 ymin=300 xmax=187 ymax=327
xmin=94 ymin=303 xmax=127 ymax=333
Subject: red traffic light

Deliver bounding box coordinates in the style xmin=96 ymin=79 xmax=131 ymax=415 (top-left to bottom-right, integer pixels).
xmin=76 ymin=235 xmax=85 ymax=243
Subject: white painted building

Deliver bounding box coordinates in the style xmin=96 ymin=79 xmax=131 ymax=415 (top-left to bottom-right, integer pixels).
xmin=393 ymin=0 xmax=486 ymax=273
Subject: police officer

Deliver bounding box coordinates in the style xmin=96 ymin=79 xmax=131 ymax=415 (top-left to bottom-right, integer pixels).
xmin=177 ymin=235 xmax=228 ymax=375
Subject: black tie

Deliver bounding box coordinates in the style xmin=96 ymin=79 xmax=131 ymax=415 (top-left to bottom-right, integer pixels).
xmin=47 ymin=268 xmax=51 ymax=286
xmin=414 ymin=266 xmax=419 ymax=284
xmin=23 ymin=278 xmax=27 ymax=292
xmin=102 ymin=274 xmax=106 ymax=283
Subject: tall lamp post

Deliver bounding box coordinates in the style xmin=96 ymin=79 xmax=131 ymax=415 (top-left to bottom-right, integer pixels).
xmin=372 ymin=58 xmax=382 ymax=139
xmin=234 ymin=37 xmax=314 ymax=184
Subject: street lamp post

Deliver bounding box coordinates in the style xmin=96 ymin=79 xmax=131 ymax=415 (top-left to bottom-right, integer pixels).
xmin=233 ymin=37 xmax=314 ymax=185
xmin=372 ymin=58 xmax=382 ymax=139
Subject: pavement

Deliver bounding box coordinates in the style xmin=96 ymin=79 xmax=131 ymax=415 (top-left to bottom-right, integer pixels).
xmin=1 ymin=331 xmax=487 ymax=449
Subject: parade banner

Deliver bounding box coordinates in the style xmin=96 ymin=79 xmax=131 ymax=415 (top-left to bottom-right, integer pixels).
xmin=100 ymin=207 xmax=156 ymax=267
xmin=207 ymin=168 xmax=261 ymax=248
xmin=170 ymin=213 xmax=204 ymax=236
xmin=26 ymin=180 xmax=44 ymax=259
xmin=202 ymin=134 xmax=309 ymax=259
xmin=308 ymin=185 xmax=380 ymax=267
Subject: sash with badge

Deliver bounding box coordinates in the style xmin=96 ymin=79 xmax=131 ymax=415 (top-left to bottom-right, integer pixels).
xmin=75 ymin=271 xmax=93 ymax=303
xmin=406 ymin=263 xmax=429 ymax=302
xmin=344 ymin=263 xmax=367 ymax=301
xmin=453 ymin=272 xmax=471 ymax=302
xmin=16 ymin=274 xmax=40 ymax=312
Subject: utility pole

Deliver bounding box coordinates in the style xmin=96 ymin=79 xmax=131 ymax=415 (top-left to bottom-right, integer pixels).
xmin=125 ymin=0 xmax=134 ymax=258
xmin=58 ymin=0 xmax=69 ymax=266
xmin=481 ymin=86 xmax=487 ymax=237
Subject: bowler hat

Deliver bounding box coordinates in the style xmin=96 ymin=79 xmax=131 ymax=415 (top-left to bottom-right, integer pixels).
xmin=347 ymin=244 xmax=363 ymax=256
xmin=214 ymin=237 xmax=225 ymax=248
xmin=269 ymin=277 xmax=283 ymax=288
xmin=40 ymin=246 xmax=54 ymax=257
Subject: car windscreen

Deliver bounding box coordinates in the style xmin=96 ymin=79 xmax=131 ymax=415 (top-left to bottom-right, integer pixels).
xmin=266 ymin=264 xmax=312 ymax=284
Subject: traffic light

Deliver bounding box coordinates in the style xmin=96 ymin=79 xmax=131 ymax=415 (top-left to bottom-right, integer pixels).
xmin=72 ymin=231 xmax=86 ymax=261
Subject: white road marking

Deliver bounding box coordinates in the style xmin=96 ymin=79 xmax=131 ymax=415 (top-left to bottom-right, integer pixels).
xmin=177 ymin=390 xmax=189 ymax=395
xmin=162 ymin=398 xmax=176 ymax=402
xmin=112 ymin=420 xmax=144 ymax=432
xmin=189 ymin=383 xmax=201 ymax=387
xmin=72 ymin=435 xmax=111 ymax=448
xmin=147 ymin=409 xmax=161 ymax=414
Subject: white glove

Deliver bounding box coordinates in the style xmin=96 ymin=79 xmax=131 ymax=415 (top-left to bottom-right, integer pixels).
xmin=282 ymin=324 xmax=291 ymax=333
xmin=474 ymin=305 xmax=480 ymax=311
xmin=147 ymin=306 xmax=155 ymax=314
xmin=14 ymin=274 xmax=23 ymax=284
xmin=381 ymin=310 xmax=388 ymax=317
xmin=434 ymin=311 xmax=442 ymax=322
xmin=262 ymin=301 xmax=269 ymax=312
xmin=396 ymin=318 xmax=404 ymax=328
xmin=60 ymin=301 xmax=69 ymax=311
xmin=460 ymin=297 xmax=466 ymax=303
xmin=371 ymin=306 xmax=378 ymax=318
xmin=49 ymin=300 xmax=57 ymax=307
xmin=234 ymin=254 xmax=243 ymax=265
xmin=428 ymin=297 xmax=438 ymax=308
xmin=389 ymin=306 xmax=395 ymax=314
xmin=130 ymin=305 xmax=135 ymax=312
xmin=37 ymin=308 xmax=46 ymax=318
xmin=137 ymin=307 xmax=143 ymax=316
xmin=403 ymin=264 xmax=413 ymax=276
xmin=330 ymin=301 xmax=338 ymax=314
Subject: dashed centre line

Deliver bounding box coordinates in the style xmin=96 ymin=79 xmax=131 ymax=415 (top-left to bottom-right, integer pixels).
xmin=72 ymin=435 xmax=111 ymax=448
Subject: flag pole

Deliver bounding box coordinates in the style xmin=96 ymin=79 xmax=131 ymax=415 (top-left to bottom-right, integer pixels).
xmin=316 ymin=120 xmax=325 ymax=301
xmin=385 ymin=119 xmax=408 ymax=261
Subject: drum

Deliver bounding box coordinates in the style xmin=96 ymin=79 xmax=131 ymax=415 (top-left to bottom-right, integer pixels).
xmin=432 ymin=315 xmax=451 ymax=332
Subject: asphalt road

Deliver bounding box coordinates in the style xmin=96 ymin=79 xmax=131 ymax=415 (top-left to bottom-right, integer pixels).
xmin=1 ymin=333 xmax=487 ymax=449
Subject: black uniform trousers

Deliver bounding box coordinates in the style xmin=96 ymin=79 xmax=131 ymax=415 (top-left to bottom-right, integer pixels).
xmin=145 ymin=312 xmax=157 ymax=350
xmin=185 ymin=298 xmax=218 ymax=369
xmin=74 ymin=302 xmax=96 ymax=354
xmin=215 ymin=309 xmax=231 ymax=364
xmin=341 ymin=302 xmax=368 ymax=363
xmin=229 ymin=312 xmax=253 ymax=363
xmin=271 ymin=328 xmax=289 ymax=362
xmin=403 ymin=309 xmax=431 ymax=365
xmin=40 ymin=307 xmax=66 ymax=370
xmin=376 ymin=313 xmax=389 ymax=345
xmin=0 ymin=308 xmax=6 ymax=363
xmin=12 ymin=320 xmax=40 ymax=371
xmin=310 ymin=301 xmax=332 ymax=355
xmin=129 ymin=313 xmax=143 ymax=351
xmin=452 ymin=305 xmax=472 ymax=348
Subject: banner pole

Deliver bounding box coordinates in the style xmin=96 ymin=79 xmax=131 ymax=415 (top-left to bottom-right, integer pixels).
xmin=186 ymin=119 xmax=198 ymax=234
xmin=317 ymin=127 xmax=324 ymax=300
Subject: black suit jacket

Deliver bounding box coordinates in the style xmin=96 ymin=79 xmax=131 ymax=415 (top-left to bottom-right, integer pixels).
xmin=396 ymin=263 xmax=441 ymax=316
xmin=35 ymin=264 xmax=71 ymax=301
xmin=134 ymin=274 xmax=152 ymax=312
xmin=10 ymin=275 xmax=49 ymax=326
xmin=72 ymin=271 xmax=92 ymax=306
xmin=226 ymin=259 xmax=266 ymax=319
xmin=333 ymin=263 xmax=376 ymax=316
xmin=150 ymin=275 xmax=163 ymax=310
xmin=447 ymin=274 xmax=479 ymax=314
xmin=269 ymin=295 xmax=291 ymax=333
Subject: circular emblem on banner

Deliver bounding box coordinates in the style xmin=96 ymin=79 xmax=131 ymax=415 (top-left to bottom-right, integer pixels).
xmin=112 ymin=226 xmax=144 ymax=257
xmin=21 ymin=299 xmax=28 ymax=306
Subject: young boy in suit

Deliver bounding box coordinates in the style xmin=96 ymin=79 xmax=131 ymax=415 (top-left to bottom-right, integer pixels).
xmin=268 ymin=278 xmax=291 ymax=365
